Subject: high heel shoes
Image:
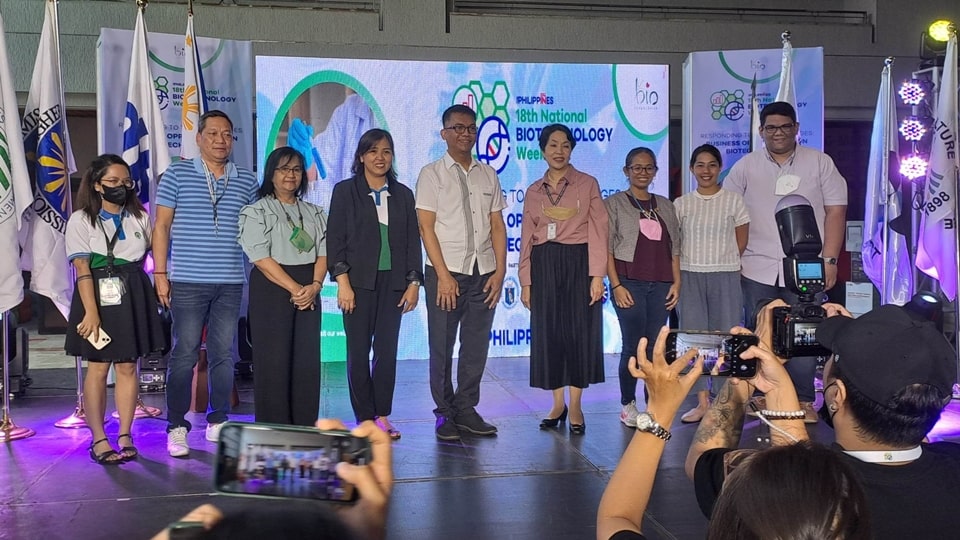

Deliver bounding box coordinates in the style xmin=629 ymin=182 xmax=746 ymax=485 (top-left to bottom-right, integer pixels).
xmin=569 ymin=421 xmax=586 ymax=435
xmin=539 ymin=405 xmax=568 ymax=429
xmin=89 ymin=437 xmax=122 ymax=465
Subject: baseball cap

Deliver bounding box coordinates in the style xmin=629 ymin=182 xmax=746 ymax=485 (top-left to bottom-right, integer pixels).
xmin=816 ymin=304 xmax=956 ymax=404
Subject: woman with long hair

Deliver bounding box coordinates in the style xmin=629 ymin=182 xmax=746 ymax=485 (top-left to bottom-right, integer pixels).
xmin=65 ymin=154 xmax=166 ymax=464
xmin=327 ymin=128 xmax=422 ymax=439
xmin=239 ymin=147 xmax=328 ymax=426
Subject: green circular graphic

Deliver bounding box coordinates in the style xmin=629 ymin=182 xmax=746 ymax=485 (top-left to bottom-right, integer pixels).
xmin=149 ymin=40 xmax=227 ymax=73
xmin=266 ymin=71 xmax=389 ymax=166
xmin=611 ymin=65 xmax=669 ymax=142
xmin=717 ymin=52 xmax=780 ymax=84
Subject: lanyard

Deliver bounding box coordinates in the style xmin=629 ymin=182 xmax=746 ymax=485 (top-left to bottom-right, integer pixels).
xmin=96 ymin=215 xmax=123 ymax=274
xmin=277 ymin=198 xmax=304 ymax=230
xmin=627 ymin=191 xmax=658 ymax=221
xmin=201 ymin=161 xmax=230 ymax=235
xmin=543 ymin=178 xmax=569 ymax=206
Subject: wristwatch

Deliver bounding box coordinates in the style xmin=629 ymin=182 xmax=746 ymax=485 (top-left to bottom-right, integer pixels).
xmin=635 ymin=412 xmax=671 ymax=441
xmin=408 ymin=280 xmax=421 ymax=286
xmin=823 ymin=257 xmax=838 ymax=265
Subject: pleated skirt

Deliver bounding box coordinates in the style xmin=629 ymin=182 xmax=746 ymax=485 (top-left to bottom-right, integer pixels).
xmin=529 ymin=242 xmax=604 ymax=390
xmin=65 ymin=263 xmax=167 ymax=362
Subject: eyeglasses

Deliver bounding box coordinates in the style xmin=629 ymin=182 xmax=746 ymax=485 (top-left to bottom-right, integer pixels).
xmin=100 ymin=177 xmax=134 ymax=188
xmin=277 ymin=166 xmax=304 ymax=176
xmin=762 ymin=123 xmax=796 ymax=135
xmin=444 ymin=124 xmax=478 ymax=135
xmin=626 ymin=165 xmax=657 ymax=174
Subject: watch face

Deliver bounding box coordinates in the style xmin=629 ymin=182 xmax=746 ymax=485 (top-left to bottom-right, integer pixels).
xmin=635 ymin=413 xmax=654 ymax=431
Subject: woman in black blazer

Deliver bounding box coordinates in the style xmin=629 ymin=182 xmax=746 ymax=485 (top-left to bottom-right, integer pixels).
xmin=327 ymin=128 xmax=423 ymax=439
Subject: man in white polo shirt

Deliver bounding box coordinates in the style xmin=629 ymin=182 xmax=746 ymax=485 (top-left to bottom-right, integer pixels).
xmin=415 ymin=104 xmax=508 ymax=441
xmin=724 ymin=101 xmax=847 ymax=422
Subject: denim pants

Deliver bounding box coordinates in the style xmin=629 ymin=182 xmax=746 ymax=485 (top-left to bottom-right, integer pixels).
xmin=613 ymin=279 xmax=672 ymax=405
xmin=166 ymin=282 xmax=243 ymax=431
xmin=740 ymin=276 xmax=817 ymax=403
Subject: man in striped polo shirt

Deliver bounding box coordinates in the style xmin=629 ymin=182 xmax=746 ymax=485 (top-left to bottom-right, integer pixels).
xmin=153 ymin=110 xmax=259 ymax=457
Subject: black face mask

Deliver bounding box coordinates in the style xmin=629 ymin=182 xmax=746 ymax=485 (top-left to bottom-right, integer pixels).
xmin=818 ymin=381 xmax=838 ymax=429
xmin=101 ymin=185 xmax=129 ymax=205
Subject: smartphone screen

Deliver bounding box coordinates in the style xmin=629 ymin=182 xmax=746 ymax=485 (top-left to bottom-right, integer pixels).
xmin=215 ymin=422 xmax=370 ymax=503
xmin=665 ymin=331 xmax=758 ymax=378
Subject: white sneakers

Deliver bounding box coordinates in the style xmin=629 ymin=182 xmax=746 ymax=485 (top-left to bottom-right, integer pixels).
xmin=167 ymin=427 xmax=189 ymax=457
xmin=205 ymin=422 xmax=225 ymax=442
xmin=620 ymin=400 xmax=640 ymax=427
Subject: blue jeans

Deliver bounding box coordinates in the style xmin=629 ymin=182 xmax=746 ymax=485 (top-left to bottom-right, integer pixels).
xmin=166 ymin=282 xmax=243 ymax=431
xmin=613 ymin=280 xmax=672 ymax=405
xmin=740 ymin=276 xmax=817 ymax=403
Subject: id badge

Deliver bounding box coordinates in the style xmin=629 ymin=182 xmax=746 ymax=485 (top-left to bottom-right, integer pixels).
xmin=98 ymin=277 xmax=124 ymax=306
xmin=546 ymin=222 xmax=557 ymax=240
xmin=639 ymin=218 xmax=663 ymax=241
xmin=775 ymin=174 xmax=801 ymax=196
xmin=289 ymin=226 xmax=315 ymax=253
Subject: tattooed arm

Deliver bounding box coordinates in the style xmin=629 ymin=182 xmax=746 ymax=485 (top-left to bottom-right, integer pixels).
xmin=684 ymin=378 xmax=751 ymax=481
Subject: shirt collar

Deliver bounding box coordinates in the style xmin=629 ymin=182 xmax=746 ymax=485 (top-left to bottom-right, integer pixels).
xmin=764 ymin=146 xmax=798 ymax=168
xmin=442 ymin=152 xmax=477 ymax=173
xmin=193 ymin=157 xmax=237 ymax=179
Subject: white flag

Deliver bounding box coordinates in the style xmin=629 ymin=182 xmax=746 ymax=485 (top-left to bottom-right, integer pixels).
xmin=20 ymin=0 xmax=76 ymax=318
xmin=916 ymin=32 xmax=959 ymax=300
xmin=749 ymin=74 xmax=762 ymax=152
xmin=775 ymin=34 xmax=797 ymax=109
xmin=861 ymin=60 xmax=913 ymax=305
xmin=123 ymin=8 xmax=171 ymax=210
xmin=0 ymin=13 xmax=33 ymax=314
xmin=179 ymin=11 xmax=207 ymax=160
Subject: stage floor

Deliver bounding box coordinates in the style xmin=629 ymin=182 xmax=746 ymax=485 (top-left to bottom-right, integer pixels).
xmin=3 ymin=353 xmax=960 ymax=540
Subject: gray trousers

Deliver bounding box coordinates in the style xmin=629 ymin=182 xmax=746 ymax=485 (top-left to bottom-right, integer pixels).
xmin=425 ymin=265 xmax=496 ymax=419
xmin=678 ymin=270 xmax=743 ymax=393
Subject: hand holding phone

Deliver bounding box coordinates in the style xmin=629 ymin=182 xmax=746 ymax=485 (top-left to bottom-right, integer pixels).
xmin=84 ymin=327 xmax=112 ymax=350
xmin=665 ymin=330 xmax=759 ymax=378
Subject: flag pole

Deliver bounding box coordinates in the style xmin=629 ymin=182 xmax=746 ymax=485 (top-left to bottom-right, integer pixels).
xmin=0 ymin=311 xmax=35 ymax=441
xmin=949 ymin=25 xmax=960 ymax=399
xmin=880 ymin=57 xmax=893 ymax=304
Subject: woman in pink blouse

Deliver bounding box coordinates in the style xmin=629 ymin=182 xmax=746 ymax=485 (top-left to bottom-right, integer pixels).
xmin=519 ymin=124 xmax=609 ymax=434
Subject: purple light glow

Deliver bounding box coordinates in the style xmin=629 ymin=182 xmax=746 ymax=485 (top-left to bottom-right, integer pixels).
xmin=899 ymin=81 xmax=926 ymax=105
xmin=900 ymin=155 xmax=929 ymax=180
xmin=926 ymin=400 xmax=960 ymax=442
xmin=899 ymin=118 xmax=927 ymax=141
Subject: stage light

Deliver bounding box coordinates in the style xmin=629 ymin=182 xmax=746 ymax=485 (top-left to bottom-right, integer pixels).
xmin=904 ymin=290 xmax=944 ymax=331
xmin=899 ymin=117 xmax=927 ymax=141
xmin=928 ymin=20 xmax=954 ymax=43
xmin=899 ymin=80 xmax=926 ymax=105
xmin=900 ymin=155 xmax=929 ymax=180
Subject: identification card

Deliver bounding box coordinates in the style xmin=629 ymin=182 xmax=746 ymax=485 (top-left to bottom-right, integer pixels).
xmin=639 ymin=218 xmax=663 ymax=241
xmin=98 ymin=277 xmax=124 ymax=306
xmin=775 ymin=174 xmax=801 ymax=196
xmin=289 ymin=226 xmax=315 ymax=253
xmin=546 ymin=222 xmax=557 ymax=240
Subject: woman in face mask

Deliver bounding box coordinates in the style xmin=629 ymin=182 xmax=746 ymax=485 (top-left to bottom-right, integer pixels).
xmin=64 ymin=154 xmax=167 ymax=464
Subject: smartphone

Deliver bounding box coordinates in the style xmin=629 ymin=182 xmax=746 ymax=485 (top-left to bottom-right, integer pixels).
xmin=167 ymin=521 xmax=207 ymax=540
xmin=664 ymin=330 xmax=759 ymax=378
xmin=215 ymin=422 xmax=371 ymax=504
xmin=85 ymin=328 xmax=112 ymax=350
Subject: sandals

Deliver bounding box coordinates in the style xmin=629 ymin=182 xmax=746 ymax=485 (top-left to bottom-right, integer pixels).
xmin=117 ymin=434 xmax=139 ymax=461
xmin=89 ymin=437 xmax=123 ymax=465
xmin=375 ymin=417 xmax=402 ymax=441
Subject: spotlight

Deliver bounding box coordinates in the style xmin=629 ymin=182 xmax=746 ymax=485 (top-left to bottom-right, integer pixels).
xmin=928 ymin=20 xmax=954 ymax=43
xmin=899 ymin=118 xmax=927 ymax=141
xmin=900 ymin=155 xmax=929 ymax=180
xmin=904 ymin=290 xmax=943 ymax=331
xmin=899 ymin=80 xmax=926 ymax=105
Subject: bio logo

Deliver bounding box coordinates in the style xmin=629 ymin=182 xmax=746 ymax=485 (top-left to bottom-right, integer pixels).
xmin=710 ymin=89 xmax=746 ymax=121
xmin=452 ymin=80 xmax=511 ymax=174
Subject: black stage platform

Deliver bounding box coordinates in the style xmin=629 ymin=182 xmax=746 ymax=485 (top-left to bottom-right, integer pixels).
xmin=3 ymin=356 xmax=959 ymax=540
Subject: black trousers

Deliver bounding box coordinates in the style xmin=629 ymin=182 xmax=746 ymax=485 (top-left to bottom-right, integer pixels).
xmin=343 ymin=271 xmax=404 ymax=422
xmin=249 ymin=264 xmax=320 ymax=426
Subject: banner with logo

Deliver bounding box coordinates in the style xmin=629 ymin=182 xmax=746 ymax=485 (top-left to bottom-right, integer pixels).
xmin=97 ymin=28 xmax=253 ymax=171
xmin=681 ymin=47 xmax=824 ymax=193
xmin=257 ymin=57 xmax=670 ymax=360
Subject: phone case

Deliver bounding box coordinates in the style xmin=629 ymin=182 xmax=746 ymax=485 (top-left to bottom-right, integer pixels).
xmin=86 ymin=328 xmax=112 ymax=350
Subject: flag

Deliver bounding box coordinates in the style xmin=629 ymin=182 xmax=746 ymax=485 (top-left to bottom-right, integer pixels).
xmin=20 ymin=0 xmax=76 ymax=318
xmin=179 ymin=10 xmax=207 ymax=160
xmin=775 ymin=32 xmax=796 ymax=109
xmin=916 ymin=31 xmax=959 ymax=300
xmin=862 ymin=59 xmax=913 ymax=305
xmin=123 ymin=7 xmax=171 ymax=208
xmin=0 ymin=13 xmax=33 ymax=314
xmin=749 ymin=74 xmax=762 ymax=152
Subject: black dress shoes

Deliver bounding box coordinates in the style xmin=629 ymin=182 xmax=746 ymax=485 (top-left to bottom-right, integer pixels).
xmin=539 ymin=405 xmax=568 ymax=429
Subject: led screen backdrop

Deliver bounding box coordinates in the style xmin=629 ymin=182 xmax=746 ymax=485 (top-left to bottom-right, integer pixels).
xmin=256 ymin=57 xmax=670 ymax=360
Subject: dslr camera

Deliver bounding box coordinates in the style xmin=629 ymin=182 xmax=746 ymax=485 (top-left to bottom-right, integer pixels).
xmin=770 ymin=196 xmax=831 ymax=358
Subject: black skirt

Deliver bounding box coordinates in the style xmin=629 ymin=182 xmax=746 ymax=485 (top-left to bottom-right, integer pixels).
xmin=64 ymin=262 xmax=167 ymax=362
xmin=529 ymin=242 xmax=604 ymax=390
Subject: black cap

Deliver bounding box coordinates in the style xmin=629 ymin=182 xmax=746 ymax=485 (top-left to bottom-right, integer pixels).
xmin=816 ymin=304 xmax=956 ymax=404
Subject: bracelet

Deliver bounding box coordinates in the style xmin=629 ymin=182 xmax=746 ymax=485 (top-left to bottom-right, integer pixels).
xmin=759 ymin=409 xmax=805 ymax=420
xmin=77 ymin=275 xmax=93 ymax=282
xmin=312 ymin=280 xmax=323 ymax=287
xmin=611 ymin=283 xmax=623 ymax=290
xmin=153 ymin=271 xmax=167 ymax=275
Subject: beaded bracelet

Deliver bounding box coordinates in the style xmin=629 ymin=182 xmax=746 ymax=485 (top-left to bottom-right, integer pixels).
xmin=759 ymin=409 xmax=805 ymax=420
xmin=611 ymin=283 xmax=623 ymax=290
